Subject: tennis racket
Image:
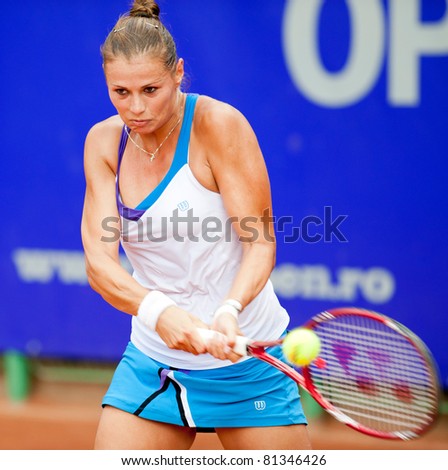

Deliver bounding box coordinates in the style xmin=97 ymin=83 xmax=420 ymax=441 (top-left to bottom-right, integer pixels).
xmin=198 ymin=307 xmax=440 ymax=440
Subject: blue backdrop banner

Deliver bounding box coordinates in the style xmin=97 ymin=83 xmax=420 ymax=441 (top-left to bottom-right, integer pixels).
xmin=1 ymin=0 xmax=447 ymax=389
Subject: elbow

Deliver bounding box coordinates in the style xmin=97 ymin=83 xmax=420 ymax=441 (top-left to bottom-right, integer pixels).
xmin=264 ymin=231 xmax=277 ymax=273
xmin=269 ymin=245 xmax=276 ymax=274
xmin=85 ymin=263 xmax=101 ymax=294
xmin=271 ymin=250 xmax=276 ymax=272
xmin=84 ymin=256 xmax=106 ymax=295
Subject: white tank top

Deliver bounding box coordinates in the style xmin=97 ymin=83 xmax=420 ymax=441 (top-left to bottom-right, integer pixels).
xmin=116 ymin=94 xmax=289 ymax=369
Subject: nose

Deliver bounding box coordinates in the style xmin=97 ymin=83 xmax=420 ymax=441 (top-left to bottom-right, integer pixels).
xmin=129 ymin=94 xmax=146 ymax=115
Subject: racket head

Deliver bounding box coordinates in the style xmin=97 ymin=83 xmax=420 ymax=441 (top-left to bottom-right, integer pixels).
xmin=299 ymin=307 xmax=441 ymax=440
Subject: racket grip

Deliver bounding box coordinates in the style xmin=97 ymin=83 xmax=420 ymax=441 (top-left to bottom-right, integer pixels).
xmin=197 ymin=328 xmax=250 ymax=356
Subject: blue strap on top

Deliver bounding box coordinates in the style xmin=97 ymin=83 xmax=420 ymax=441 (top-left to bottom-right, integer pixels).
xmin=116 ymin=93 xmax=199 ymax=220
xmin=135 ymin=93 xmax=198 ymax=211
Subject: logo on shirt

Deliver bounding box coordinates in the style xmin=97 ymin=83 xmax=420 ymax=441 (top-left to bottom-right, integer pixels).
xmin=177 ymin=200 xmax=190 ymax=211
xmin=254 ymin=400 xmax=266 ymax=411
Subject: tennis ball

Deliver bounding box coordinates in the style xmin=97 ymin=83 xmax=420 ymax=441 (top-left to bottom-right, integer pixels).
xmin=282 ymin=328 xmax=321 ymax=366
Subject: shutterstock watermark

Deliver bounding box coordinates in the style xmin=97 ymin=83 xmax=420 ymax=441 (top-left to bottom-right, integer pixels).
xmin=101 ymin=206 xmax=348 ymax=244
xmin=276 ymin=206 xmax=348 ymax=243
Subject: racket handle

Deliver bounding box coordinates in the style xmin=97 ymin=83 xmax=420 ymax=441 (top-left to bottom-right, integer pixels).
xmin=196 ymin=328 xmax=250 ymax=356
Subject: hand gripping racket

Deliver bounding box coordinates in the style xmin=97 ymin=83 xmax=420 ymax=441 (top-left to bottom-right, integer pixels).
xmin=198 ymin=307 xmax=440 ymax=440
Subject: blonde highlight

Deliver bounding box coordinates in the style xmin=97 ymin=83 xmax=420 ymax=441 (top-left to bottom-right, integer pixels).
xmin=101 ymin=0 xmax=177 ymax=72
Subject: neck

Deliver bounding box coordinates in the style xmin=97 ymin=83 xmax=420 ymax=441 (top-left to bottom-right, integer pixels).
xmin=144 ymin=92 xmax=184 ymax=146
xmin=127 ymin=92 xmax=185 ymax=161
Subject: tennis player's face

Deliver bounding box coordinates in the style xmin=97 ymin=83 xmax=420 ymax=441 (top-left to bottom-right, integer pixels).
xmin=104 ymin=54 xmax=183 ymax=133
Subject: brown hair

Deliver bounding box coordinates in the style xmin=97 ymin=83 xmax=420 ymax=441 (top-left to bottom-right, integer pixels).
xmin=101 ymin=0 xmax=177 ymax=72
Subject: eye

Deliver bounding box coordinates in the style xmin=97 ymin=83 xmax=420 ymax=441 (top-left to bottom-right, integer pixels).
xmin=114 ymin=88 xmax=128 ymax=96
xmin=144 ymin=87 xmax=157 ymax=94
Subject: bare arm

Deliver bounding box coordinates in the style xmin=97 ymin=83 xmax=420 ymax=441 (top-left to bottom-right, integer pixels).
xmin=81 ymin=121 xmax=148 ymax=314
xmin=207 ymin=104 xmax=276 ymax=306
xmin=81 ymin=120 xmax=207 ymax=353
xmin=197 ymin=101 xmax=276 ymax=356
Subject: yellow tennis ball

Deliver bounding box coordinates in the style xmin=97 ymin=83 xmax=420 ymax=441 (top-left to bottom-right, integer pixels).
xmin=282 ymin=328 xmax=321 ymax=366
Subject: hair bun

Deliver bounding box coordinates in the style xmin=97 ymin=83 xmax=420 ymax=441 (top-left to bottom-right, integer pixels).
xmin=129 ymin=0 xmax=160 ymax=20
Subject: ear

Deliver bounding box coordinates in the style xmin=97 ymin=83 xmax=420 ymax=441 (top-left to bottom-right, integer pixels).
xmin=174 ymin=58 xmax=184 ymax=87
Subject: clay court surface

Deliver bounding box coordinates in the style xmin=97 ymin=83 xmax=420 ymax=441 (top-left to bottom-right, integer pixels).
xmin=0 ymin=376 xmax=447 ymax=451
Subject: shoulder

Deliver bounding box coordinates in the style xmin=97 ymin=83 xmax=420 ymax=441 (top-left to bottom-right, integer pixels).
xmin=84 ymin=115 xmax=124 ymax=172
xmin=191 ymin=95 xmax=260 ymax=170
xmin=193 ymin=95 xmax=253 ymax=139
xmin=85 ymin=114 xmax=124 ymax=148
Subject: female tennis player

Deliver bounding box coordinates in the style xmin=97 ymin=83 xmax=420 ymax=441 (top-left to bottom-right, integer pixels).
xmin=81 ymin=0 xmax=311 ymax=450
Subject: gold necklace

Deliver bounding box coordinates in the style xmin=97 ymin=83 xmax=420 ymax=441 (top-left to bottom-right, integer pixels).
xmin=125 ymin=107 xmax=183 ymax=162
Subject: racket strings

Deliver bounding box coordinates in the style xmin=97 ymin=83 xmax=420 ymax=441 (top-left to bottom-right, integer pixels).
xmin=309 ymin=314 xmax=438 ymax=435
xmin=315 ymin=386 xmax=434 ymax=426
xmin=318 ymin=352 xmax=432 ymax=384
xmin=321 ymin=339 xmax=431 ymax=395
xmin=314 ymin=371 xmax=437 ymax=406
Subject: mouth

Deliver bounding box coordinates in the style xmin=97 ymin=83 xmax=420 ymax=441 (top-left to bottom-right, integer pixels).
xmin=129 ymin=119 xmax=150 ymax=128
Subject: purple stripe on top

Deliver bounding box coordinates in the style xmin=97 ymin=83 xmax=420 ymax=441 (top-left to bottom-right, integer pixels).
xmin=115 ymin=126 xmax=146 ymax=221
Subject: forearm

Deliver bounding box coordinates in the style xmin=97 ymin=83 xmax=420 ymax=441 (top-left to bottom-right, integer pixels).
xmin=226 ymin=241 xmax=276 ymax=308
xmin=85 ymin=251 xmax=148 ymax=315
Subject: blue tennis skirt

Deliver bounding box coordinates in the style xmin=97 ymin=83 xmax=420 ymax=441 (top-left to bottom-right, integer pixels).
xmin=102 ymin=341 xmax=307 ymax=431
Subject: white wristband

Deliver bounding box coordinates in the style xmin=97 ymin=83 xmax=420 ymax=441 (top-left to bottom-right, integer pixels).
xmin=223 ymin=298 xmax=243 ymax=313
xmin=137 ymin=291 xmax=176 ymax=331
xmin=213 ymin=299 xmax=243 ymax=321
